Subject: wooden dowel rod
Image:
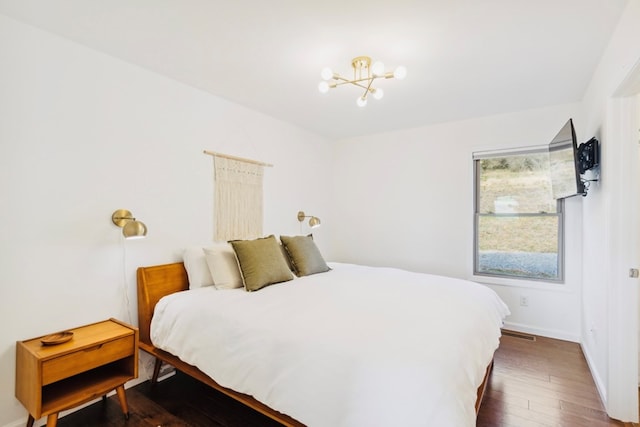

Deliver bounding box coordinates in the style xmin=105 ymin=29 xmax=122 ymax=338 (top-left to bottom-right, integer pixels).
xmin=203 ymin=150 xmax=273 ymax=167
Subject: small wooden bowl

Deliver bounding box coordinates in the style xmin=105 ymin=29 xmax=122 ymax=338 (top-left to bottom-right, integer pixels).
xmin=41 ymin=331 xmax=73 ymax=346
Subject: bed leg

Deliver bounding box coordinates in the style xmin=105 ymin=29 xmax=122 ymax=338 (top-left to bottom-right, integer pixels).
xmin=151 ymin=358 xmax=162 ymax=386
xmin=475 ymin=359 xmax=494 ymax=413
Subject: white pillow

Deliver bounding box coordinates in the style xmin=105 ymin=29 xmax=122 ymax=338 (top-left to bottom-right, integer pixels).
xmin=183 ymin=247 xmax=215 ymax=289
xmin=203 ymin=245 xmax=243 ymax=290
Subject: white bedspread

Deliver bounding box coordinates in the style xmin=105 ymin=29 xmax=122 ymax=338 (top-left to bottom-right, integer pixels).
xmin=151 ymin=263 xmax=509 ymax=427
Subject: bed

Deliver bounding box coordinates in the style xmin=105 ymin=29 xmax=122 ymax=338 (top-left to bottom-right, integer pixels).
xmin=137 ymin=243 xmax=509 ymax=427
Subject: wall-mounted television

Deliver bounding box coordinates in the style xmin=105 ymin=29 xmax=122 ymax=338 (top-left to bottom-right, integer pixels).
xmin=548 ymin=118 xmax=585 ymax=199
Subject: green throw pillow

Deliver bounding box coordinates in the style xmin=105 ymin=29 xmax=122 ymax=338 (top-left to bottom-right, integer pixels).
xmin=229 ymin=235 xmax=294 ymax=291
xmin=280 ymin=235 xmax=330 ymax=277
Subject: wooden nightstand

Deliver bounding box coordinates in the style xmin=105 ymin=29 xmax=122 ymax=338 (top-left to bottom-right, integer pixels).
xmin=15 ymin=318 xmax=138 ymax=427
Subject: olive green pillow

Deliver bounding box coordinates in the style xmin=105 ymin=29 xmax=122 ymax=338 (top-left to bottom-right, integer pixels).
xmin=229 ymin=235 xmax=294 ymax=292
xmin=280 ymin=235 xmax=330 ymax=277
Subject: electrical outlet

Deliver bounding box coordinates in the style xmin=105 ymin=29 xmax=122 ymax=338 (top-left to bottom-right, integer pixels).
xmin=520 ymin=296 xmax=529 ymax=307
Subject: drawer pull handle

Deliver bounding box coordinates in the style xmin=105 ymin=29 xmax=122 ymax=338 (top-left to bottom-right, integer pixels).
xmin=84 ymin=344 xmax=104 ymax=352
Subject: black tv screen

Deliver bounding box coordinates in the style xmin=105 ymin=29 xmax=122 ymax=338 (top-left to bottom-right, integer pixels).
xmin=548 ymin=118 xmax=585 ymax=199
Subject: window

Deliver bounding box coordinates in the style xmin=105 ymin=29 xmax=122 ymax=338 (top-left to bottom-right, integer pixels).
xmin=473 ymin=147 xmax=564 ymax=282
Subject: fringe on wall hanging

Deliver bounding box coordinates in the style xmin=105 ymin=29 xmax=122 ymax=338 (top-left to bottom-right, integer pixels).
xmin=204 ymin=150 xmax=272 ymax=241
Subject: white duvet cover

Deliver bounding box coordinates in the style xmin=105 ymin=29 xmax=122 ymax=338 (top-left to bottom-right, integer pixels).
xmin=151 ymin=263 xmax=509 ymax=427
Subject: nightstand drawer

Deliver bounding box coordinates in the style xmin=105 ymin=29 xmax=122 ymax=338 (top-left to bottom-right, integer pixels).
xmin=42 ymin=335 xmax=134 ymax=385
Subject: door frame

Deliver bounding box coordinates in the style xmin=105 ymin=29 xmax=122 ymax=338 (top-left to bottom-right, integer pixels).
xmin=607 ymin=66 xmax=640 ymax=422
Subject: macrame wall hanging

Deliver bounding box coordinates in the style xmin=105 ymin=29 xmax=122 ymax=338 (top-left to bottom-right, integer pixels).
xmin=204 ymin=150 xmax=273 ymax=242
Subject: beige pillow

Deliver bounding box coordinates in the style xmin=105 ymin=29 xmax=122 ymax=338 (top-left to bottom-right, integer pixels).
xmin=183 ymin=246 xmax=215 ymax=289
xmin=280 ymin=235 xmax=330 ymax=277
xmin=229 ymin=235 xmax=294 ymax=292
xmin=203 ymin=245 xmax=243 ymax=290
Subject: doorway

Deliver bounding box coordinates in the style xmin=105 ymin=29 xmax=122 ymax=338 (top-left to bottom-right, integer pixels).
xmin=606 ymin=65 xmax=640 ymax=423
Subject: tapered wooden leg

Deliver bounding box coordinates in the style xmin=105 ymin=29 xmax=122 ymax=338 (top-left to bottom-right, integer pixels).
xmin=26 ymin=415 xmax=34 ymax=427
xmin=151 ymin=357 xmax=162 ymax=385
xmin=45 ymin=413 xmax=58 ymax=427
xmin=115 ymin=385 xmax=130 ymax=419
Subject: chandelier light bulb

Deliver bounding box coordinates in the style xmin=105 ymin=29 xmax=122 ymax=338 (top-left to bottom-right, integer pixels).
xmin=318 ymin=81 xmax=330 ymax=94
xmin=356 ymin=96 xmax=368 ymax=107
xmin=393 ymin=65 xmax=407 ymax=80
xmin=372 ymin=88 xmax=384 ymax=100
xmin=371 ymin=61 xmax=385 ymax=77
xmin=321 ymin=67 xmax=334 ymax=81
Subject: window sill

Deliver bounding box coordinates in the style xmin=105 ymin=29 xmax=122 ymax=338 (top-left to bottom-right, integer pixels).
xmin=471 ymin=274 xmax=573 ymax=293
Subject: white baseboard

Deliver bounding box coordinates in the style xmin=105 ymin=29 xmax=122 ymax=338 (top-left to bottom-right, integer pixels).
xmin=502 ymin=321 xmax=580 ymax=343
xmin=581 ymin=341 xmax=608 ymax=407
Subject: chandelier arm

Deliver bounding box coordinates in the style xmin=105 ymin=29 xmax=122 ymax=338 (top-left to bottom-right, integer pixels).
xmin=362 ymin=76 xmax=375 ymax=99
xmin=334 ymin=76 xmax=379 ymax=84
xmin=333 ymin=75 xmax=375 ymax=86
xmin=332 ymin=74 xmax=350 ymax=82
xmin=353 ymin=76 xmax=379 ymax=85
xmin=333 ymin=79 xmax=374 ymax=90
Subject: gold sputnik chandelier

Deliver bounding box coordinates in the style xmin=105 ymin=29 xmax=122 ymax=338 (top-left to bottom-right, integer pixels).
xmin=318 ymin=56 xmax=406 ymax=107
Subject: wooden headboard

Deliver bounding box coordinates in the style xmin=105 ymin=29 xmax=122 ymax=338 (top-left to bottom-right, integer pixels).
xmin=136 ymin=262 xmax=189 ymax=346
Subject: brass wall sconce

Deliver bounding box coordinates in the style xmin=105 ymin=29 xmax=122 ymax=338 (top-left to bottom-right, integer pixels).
xmin=112 ymin=209 xmax=147 ymax=239
xmin=297 ymin=211 xmax=321 ymax=229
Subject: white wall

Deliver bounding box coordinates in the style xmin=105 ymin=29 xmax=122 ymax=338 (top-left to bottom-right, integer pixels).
xmin=0 ymin=14 xmax=333 ymax=427
xmin=331 ymin=104 xmax=584 ymax=341
xmin=579 ymin=0 xmax=640 ymax=421
xmin=3 ymin=2 xmax=639 ymax=425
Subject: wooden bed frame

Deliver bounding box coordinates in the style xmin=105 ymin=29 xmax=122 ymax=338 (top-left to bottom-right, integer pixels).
xmin=137 ymin=262 xmax=493 ymax=426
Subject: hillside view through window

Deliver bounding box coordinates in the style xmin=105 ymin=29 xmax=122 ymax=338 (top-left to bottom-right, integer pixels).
xmin=474 ymin=150 xmax=563 ymax=282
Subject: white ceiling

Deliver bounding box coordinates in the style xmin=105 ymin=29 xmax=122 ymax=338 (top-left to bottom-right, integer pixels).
xmin=0 ymin=0 xmax=628 ymax=139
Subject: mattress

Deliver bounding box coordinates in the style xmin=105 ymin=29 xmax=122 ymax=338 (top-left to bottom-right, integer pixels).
xmin=151 ymin=262 xmax=510 ymax=426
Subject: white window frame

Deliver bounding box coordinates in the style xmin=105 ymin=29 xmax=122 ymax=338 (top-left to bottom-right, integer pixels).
xmin=472 ymin=146 xmax=565 ymax=284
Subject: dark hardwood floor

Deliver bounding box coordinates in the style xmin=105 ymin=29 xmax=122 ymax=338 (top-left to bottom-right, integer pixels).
xmin=477 ymin=332 xmax=637 ymax=427
xmin=55 ymin=332 xmax=637 ymax=426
